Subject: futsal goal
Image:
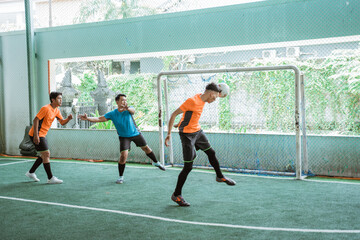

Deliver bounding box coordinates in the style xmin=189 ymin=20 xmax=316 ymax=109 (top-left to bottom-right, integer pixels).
xmin=157 ymin=66 xmax=308 ymax=180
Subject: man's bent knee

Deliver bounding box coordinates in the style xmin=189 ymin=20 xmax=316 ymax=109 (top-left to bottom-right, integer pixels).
xmin=40 ymin=150 xmax=50 ymax=163
xmin=141 ymin=146 xmax=152 ymax=154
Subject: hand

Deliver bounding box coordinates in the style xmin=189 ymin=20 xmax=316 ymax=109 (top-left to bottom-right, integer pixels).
xmin=165 ymin=135 xmax=171 ymax=147
xmin=119 ymin=103 xmax=129 ymax=112
xmin=174 ymin=122 xmax=179 ymax=128
xmin=67 ymin=114 xmax=73 ymax=120
xmin=78 ymin=113 xmax=88 ymax=120
xmin=33 ymin=136 xmax=40 ymax=145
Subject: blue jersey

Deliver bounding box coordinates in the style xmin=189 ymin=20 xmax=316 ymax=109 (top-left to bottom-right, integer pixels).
xmin=104 ymin=108 xmax=140 ymax=137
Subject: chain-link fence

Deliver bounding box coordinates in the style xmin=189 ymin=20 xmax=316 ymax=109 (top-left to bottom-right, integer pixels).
xmin=3 ymin=0 xmax=358 ymax=177
xmin=50 ymin=42 xmax=360 ymax=178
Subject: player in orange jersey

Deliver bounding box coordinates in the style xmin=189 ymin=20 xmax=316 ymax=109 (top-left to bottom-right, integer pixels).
xmin=165 ymin=83 xmax=236 ymax=207
xmin=25 ymin=92 xmax=73 ymax=184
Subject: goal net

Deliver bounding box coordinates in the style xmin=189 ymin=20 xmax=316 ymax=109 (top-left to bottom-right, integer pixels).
xmin=157 ymin=66 xmax=306 ymax=179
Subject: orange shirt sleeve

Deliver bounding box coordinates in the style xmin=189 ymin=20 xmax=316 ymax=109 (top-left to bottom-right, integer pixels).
xmin=55 ymin=108 xmax=63 ymax=120
xmin=180 ymin=98 xmax=193 ymax=112
xmin=36 ymin=106 xmax=49 ymax=120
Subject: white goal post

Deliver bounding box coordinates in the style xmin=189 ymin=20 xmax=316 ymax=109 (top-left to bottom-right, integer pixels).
xmin=157 ymin=65 xmax=307 ymax=180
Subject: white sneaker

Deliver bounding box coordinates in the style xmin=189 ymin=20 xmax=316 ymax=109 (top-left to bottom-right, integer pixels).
xmin=116 ymin=177 xmax=124 ymax=184
xmin=47 ymin=176 xmax=63 ymax=184
xmin=152 ymin=162 xmax=166 ymax=171
xmin=25 ymin=171 xmax=40 ymax=182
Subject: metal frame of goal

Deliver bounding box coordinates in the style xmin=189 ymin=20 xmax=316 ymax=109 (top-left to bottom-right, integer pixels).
xmin=157 ymin=65 xmax=308 ymax=180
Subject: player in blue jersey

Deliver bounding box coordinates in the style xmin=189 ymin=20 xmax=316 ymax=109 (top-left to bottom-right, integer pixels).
xmin=79 ymin=93 xmax=165 ymax=184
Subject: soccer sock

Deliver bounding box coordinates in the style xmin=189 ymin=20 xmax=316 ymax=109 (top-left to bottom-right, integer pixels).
xmin=118 ymin=163 xmax=126 ymax=176
xmin=204 ymin=148 xmax=224 ymax=178
xmin=43 ymin=163 xmax=53 ymax=179
xmin=146 ymin=151 xmax=158 ymax=163
xmin=174 ymin=162 xmax=193 ymax=196
xmin=29 ymin=157 xmax=43 ymax=173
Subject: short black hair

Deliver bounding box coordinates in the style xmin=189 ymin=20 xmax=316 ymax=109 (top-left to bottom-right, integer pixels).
xmin=205 ymin=82 xmax=221 ymax=92
xmin=115 ymin=93 xmax=127 ymax=101
xmin=49 ymin=92 xmax=62 ymax=102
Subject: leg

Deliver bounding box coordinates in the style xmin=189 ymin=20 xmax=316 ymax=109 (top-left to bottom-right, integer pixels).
xmin=40 ymin=150 xmax=63 ymax=184
xmin=134 ymin=134 xmax=165 ymax=170
xmin=171 ymin=133 xmax=197 ymax=207
xmin=26 ymin=136 xmax=46 ymax=182
xmin=25 ymin=156 xmax=42 ymax=182
xmin=29 ymin=156 xmax=42 ymax=173
xmin=171 ymin=161 xmax=192 ymax=207
xmin=140 ymin=145 xmax=152 ymax=155
xmin=117 ymin=150 xmax=128 ymax=183
xmin=204 ymin=148 xmax=236 ymax=185
xmin=173 ymin=161 xmax=193 ymax=196
xmin=41 ymin=150 xmax=52 ymax=179
xmin=117 ymin=137 xmax=132 ymax=184
xmin=141 ymin=145 xmax=166 ymax=171
xmin=195 ymin=131 xmax=235 ymax=186
xmin=204 ymin=148 xmax=224 ymax=178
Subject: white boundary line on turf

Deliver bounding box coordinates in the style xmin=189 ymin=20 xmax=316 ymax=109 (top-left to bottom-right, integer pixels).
xmin=0 ymin=195 xmax=359 ymax=234
xmin=0 ymin=160 xmax=32 ymax=166
xmin=303 ymin=179 xmax=360 ymax=186
xmin=2 ymin=158 xmax=360 ymax=186
xmin=50 ymin=160 xmax=360 ymax=185
xmin=49 ymin=160 xmax=296 ymax=180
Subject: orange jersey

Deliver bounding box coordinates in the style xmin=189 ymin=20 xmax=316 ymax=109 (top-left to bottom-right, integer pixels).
xmin=29 ymin=104 xmax=63 ymax=137
xmin=178 ymin=94 xmax=205 ymax=133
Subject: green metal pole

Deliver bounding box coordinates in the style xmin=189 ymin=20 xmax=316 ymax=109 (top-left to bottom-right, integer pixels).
xmin=24 ymin=0 xmax=36 ymax=125
xmin=0 ymin=37 xmax=5 ymax=153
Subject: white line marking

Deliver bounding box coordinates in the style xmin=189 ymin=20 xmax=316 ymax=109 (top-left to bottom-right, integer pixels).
xmin=2 ymin=158 xmax=360 ymax=185
xmin=0 ymin=160 xmax=32 ymax=166
xmin=49 ymin=160 xmax=360 ymax=185
xmin=303 ymin=179 xmax=360 ymax=185
xmin=0 ymin=195 xmax=359 ymax=234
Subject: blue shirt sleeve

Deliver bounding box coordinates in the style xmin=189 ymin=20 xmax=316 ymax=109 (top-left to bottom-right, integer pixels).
xmin=104 ymin=110 xmax=113 ymax=120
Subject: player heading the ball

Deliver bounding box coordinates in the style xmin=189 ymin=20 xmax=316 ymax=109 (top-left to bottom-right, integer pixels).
xmin=165 ymin=82 xmax=236 ymax=207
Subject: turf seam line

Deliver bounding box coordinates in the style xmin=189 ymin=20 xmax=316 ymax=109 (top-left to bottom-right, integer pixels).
xmin=0 ymin=195 xmax=359 ymax=234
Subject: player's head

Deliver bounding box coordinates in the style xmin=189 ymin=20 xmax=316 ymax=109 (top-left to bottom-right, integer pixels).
xmin=115 ymin=93 xmax=127 ymax=106
xmin=49 ymin=92 xmax=63 ymax=106
xmin=204 ymin=83 xmax=221 ymax=103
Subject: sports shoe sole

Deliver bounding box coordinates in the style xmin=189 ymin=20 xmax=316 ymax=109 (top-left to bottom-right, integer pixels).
xmin=171 ymin=194 xmax=190 ymax=207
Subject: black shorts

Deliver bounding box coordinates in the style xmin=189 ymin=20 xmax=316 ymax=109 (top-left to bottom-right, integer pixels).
xmin=119 ymin=134 xmax=147 ymax=152
xmin=179 ymin=130 xmax=211 ymax=163
xmin=29 ymin=136 xmax=49 ymax=152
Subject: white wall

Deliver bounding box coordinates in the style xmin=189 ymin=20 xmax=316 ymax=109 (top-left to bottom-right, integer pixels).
xmin=0 ymin=32 xmax=30 ymax=154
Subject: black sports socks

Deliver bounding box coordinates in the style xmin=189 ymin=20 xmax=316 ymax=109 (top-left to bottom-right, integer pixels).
xmin=29 ymin=157 xmax=43 ymax=173
xmin=204 ymin=148 xmax=224 ymax=179
xmin=118 ymin=163 xmax=126 ymax=176
xmin=174 ymin=162 xmax=193 ymax=196
xmin=43 ymin=163 xmax=53 ymax=179
xmin=146 ymin=151 xmax=158 ymax=163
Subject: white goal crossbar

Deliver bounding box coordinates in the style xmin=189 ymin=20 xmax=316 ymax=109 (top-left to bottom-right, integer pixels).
xmin=157 ymin=65 xmax=307 ymax=180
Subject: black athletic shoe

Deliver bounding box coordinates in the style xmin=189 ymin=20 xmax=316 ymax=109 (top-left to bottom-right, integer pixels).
xmin=216 ymin=176 xmax=236 ymax=185
xmin=171 ymin=194 xmax=190 ymax=207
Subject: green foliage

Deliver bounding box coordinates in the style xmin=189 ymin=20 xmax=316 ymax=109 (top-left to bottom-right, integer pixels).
xmin=72 ymin=49 xmax=360 ymax=135
xmin=89 ymin=110 xmax=115 ymax=130
xmin=73 ymin=0 xmax=157 ymax=24
xmin=217 ymin=73 xmax=237 ymax=131
xmin=75 ymin=72 xmax=97 ymax=103
xmin=240 ymin=49 xmax=360 ymax=134
xmin=107 ymin=73 xmax=158 ymax=128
